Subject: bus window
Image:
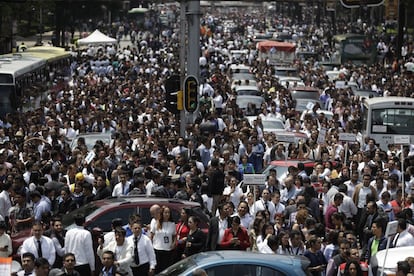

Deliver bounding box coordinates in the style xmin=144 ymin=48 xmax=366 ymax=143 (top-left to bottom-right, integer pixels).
xmin=363 ymin=97 xmax=414 ymax=149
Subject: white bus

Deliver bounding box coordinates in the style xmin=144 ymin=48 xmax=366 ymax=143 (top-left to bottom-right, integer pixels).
xmin=0 ymin=53 xmax=46 ymax=116
xmin=362 ymin=97 xmax=414 ymax=149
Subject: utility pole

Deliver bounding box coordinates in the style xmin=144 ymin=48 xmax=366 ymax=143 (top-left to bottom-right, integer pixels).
xmin=179 ymin=0 xmax=200 ymax=137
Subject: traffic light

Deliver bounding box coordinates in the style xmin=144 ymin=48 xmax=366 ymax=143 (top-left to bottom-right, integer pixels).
xmin=184 ymin=75 xmax=199 ymax=113
xmin=165 ymin=75 xmax=181 ymax=114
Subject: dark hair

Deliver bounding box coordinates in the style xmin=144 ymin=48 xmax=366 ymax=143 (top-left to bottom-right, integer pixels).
xmin=34 ymin=257 xmax=50 ymax=268
xmin=114 ymin=226 xmax=126 ymax=236
xmin=102 ymin=250 xmax=115 ymax=259
xmin=63 ymin=252 xmax=76 ymax=261
xmin=267 ymin=234 xmax=279 ymax=250
xmin=261 ymin=222 xmax=274 ymax=237
xmin=73 ymin=213 xmax=86 ymax=226
xmin=397 ymin=260 xmax=411 ymax=274
xmin=111 ymin=218 xmax=123 ymax=228
xmin=189 ymin=216 xmax=200 ymax=225
xmin=22 ymin=252 xmax=35 ymax=261
xmin=344 ymin=260 xmax=363 ymax=276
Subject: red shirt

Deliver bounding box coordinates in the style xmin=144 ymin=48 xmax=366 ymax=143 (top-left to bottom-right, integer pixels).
xmin=325 ymin=204 xmax=338 ymax=230
xmin=176 ymin=222 xmax=190 ymax=249
xmin=220 ymin=227 xmax=250 ymax=250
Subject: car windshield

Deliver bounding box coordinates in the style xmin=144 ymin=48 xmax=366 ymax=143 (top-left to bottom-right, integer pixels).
xmin=291 ymin=91 xmax=319 ymax=100
xmin=236 ymin=97 xmax=264 ymax=109
xmin=158 ymin=256 xmax=197 ymax=276
xmin=61 ymin=201 xmax=101 ymax=228
xmin=262 ymin=120 xmax=284 ymax=130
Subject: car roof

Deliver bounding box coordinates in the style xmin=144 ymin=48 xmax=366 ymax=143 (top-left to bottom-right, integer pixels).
xmin=92 ymin=196 xmax=201 ymax=207
xmin=235 ymin=85 xmax=259 ymax=91
xmin=180 ymin=251 xmax=310 ymax=274
xmin=191 ymin=250 xmax=304 ymax=265
xmin=269 ymin=159 xmax=314 ymax=167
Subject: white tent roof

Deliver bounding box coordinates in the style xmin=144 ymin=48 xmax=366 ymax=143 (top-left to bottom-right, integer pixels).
xmin=77 ymin=29 xmax=116 ymax=46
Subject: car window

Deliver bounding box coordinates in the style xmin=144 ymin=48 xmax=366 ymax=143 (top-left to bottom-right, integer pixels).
xmin=87 ymin=207 xmax=136 ymax=232
xmin=205 ymin=264 xmax=287 ymax=276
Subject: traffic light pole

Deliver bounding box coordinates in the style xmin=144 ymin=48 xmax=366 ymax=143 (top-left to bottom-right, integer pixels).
xmin=179 ymin=0 xmax=187 ymax=137
xmin=180 ymin=0 xmax=200 ymax=137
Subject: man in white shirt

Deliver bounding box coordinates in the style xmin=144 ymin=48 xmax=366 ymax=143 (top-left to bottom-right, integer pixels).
xmin=21 ymin=222 xmax=56 ymax=266
xmin=393 ymin=218 xmax=414 ymax=248
xmin=64 ymin=214 xmax=95 ymax=276
xmin=97 ymin=227 xmax=133 ymax=276
xmin=0 ymin=182 xmax=12 ymax=221
xmin=337 ymin=184 xmax=358 ymax=219
xmin=112 ymin=172 xmax=131 ymax=197
xmin=251 ymin=189 xmax=276 ymax=223
xmin=232 ymin=201 xmax=253 ymax=230
xmin=17 ymin=252 xmax=36 ymax=276
xmin=127 ymin=221 xmax=156 ymax=275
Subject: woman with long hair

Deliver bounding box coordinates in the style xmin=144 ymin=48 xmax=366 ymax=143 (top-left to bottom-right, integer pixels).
xmin=257 ymin=222 xmax=275 ymax=253
xmin=175 ymin=208 xmax=190 ymax=262
xmin=276 ymin=231 xmax=291 ymax=255
xmin=150 ymin=206 xmax=177 ymax=273
xmin=182 ymin=216 xmax=206 ymax=258
xmin=343 ymin=260 xmax=364 ymax=276
xmin=248 ymin=217 xmax=264 ymax=252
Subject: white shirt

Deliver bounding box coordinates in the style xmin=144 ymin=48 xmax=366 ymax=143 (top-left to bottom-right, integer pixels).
xmin=223 ymin=186 xmax=243 ymax=208
xmin=232 ymin=213 xmax=253 ymax=230
xmin=103 ymin=231 xmax=115 ymax=247
xmin=65 ymin=226 xmax=95 ymax=271
xmin=338 ymin=193 xmax=358 ymax=219
xmin=251 ymin=199 xmax=276 ymax=223
xmin=112 ymin=181 xmax=131 ymax=197
xmin=150 ymin=221 xmax=176 ymax=251
xmin=217 ymin=216 xmax=228 ymax=245
xmin=394 ymin=230 xmax=414 ymax=248
xmin=97 ymin=239 xmax=133 ymax=276
xmin=0 ymin=233 xmax=12 ymax=257
xmin=127 ymin=234 xmax=157 ymax=269
xmin=0 ymin=190 xmax=11 ymax=219
xmin=21 ymin=236 xmax=56 ymax=266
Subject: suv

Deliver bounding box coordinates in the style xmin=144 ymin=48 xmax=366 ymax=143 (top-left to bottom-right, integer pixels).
xmin=61 ymin=196 xmax=209 ymax=232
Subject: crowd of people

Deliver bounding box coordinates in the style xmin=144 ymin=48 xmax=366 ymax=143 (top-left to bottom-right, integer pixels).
xmin=1 ymin=4 xmax=414 ymax=276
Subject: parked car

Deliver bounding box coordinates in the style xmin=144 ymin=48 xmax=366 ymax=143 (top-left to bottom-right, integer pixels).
xmin=300 ymin=109 xmax=334 ymax=122
xmin=278 ymin=76 xmax=305 ymax=89
xmin=353 ymin=89 xmax=380 ymax=99
xmin=236 ymin=95 xmax=265 ymax=116
xmin=370 ymin=246 xmax=414 ymax=275
xmin=61 ymin=196 xmax=209 ymax=233
xmin=247 ymin=116 xmax=286 ymax=133
xmin=231 ymin=79 xmax=258 ymax=90
xmin=158 ymin=250 xmax=310 ymax=276
xmin=70 ymin=132 xmax=113 ymax=151
xmin=261 ymin=159 xmax=316 ymax=180
xmin=290 ymin=87 xmax=322 ymax=113
xmin=234 ymin=85 xmax=261 ymax=96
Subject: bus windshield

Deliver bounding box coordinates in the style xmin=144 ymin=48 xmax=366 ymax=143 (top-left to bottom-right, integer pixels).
xmin=333 ymin=34 xmax=376 ymax=65
xmin=371 ymin=108 xmax=414 ymax=134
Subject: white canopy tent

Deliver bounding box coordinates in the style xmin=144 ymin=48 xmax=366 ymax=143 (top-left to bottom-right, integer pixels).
xmin=77 ymin=29 xmax=117 ymax=46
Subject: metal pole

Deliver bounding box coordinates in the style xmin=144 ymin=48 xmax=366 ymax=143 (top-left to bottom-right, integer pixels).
xmin=186 ymin=1 xmax=200 ymax=80
xmin=185 ymin=0 xmax=200 ymax=130
xmin=179 ymin=0 xmax=186 ymax=138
